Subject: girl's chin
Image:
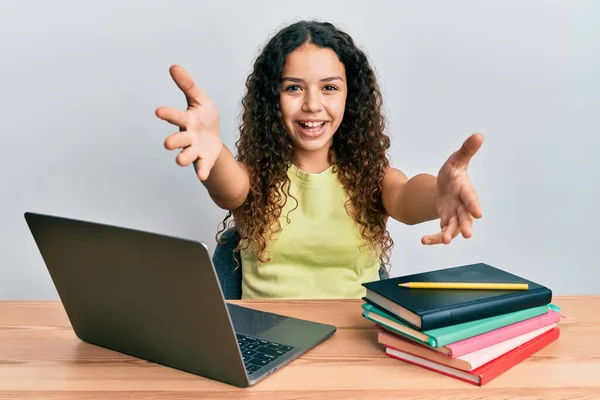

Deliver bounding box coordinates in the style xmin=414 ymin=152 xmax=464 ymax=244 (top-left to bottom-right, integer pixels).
xmin=292 ymin=136 xmax=334 ymax=153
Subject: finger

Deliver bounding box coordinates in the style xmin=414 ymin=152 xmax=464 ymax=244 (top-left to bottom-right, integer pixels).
xmin=450 ymin=133 xmax=484 ymax=169
xmin=169 ymin=65 xmax=208 ymax=107
xmin=440 ymin=214 xmax=449 ymax=230
xmin=194 ymin=157 xmax=216 ymax=181
xmin=175 ymin=146 xmax=199 ymax=167
xmin=457 ymin=205 xmax=473 ymax=238
xmin=442 ymin=215 xmax=459 ymax=244
xmin=422 ymin=234 xmax=439 ymax=245
xmin=164 ymin=131 xmax=192 ymax=150
xmin=460 ymin=185 xmax=482 ymax=218
xmin=155 ymin=106 xmax=188 ymax=128
xmin=422 ymin=224 xmax=449 ymax=245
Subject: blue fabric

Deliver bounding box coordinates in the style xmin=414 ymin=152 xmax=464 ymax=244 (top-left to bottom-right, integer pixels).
xmin=211 ymin=228 xmax=242 ymax=300
xmin=212 ymin=228 xmax=390 ymax=300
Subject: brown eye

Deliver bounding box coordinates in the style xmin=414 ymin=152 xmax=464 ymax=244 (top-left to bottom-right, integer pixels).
xmin=285 ymin=85 xmax=302 ymax=92
xmin=323 ymin=85 xmax=337 ymax=91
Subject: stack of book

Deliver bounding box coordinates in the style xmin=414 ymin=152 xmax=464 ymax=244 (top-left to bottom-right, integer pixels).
xmin=361 ymin=263 xmax=559 ymax=386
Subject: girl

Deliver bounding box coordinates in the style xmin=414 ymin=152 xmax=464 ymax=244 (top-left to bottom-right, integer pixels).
xmin=155 ymin=21 xmax=483 ymax=299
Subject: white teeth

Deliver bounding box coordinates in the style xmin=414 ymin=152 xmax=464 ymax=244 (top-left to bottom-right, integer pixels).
xmin=299 ymin=121 xmax=325 ymax=128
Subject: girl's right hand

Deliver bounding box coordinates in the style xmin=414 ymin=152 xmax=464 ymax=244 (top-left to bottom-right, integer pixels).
xmin=155 ymin=65 xmax=222 ymax=181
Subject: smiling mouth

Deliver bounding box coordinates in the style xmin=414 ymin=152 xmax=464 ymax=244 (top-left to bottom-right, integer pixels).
xmin=295 ymin=121 xmax=329 ymax=138
xmin=298 ymin=121 xmax=327 ymax=129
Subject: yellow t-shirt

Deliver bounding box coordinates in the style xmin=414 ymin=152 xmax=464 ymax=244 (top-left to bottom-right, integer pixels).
xmin=240 ymin=164 xmax=381 ymax=299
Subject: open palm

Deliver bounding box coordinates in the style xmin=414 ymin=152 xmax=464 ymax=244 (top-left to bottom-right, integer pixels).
xmin=422 ymin=134 xmax=484 ymax=245
xmin=155 ymin=65 xmax=222 ymax=181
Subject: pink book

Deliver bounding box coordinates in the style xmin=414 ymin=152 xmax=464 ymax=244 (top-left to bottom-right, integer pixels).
xmin=446 ymin=310 xmax=560 ymax=358
xmin=380 ymin=323 xmax=557 ymax=371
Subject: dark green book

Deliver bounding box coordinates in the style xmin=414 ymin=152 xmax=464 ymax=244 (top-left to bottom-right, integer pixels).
xmin=362 ymin=263 xmax=552 ymax=331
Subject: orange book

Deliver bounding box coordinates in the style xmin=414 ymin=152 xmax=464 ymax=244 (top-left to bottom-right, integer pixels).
xmin=385 ymin=327 xmax=560 ymax=386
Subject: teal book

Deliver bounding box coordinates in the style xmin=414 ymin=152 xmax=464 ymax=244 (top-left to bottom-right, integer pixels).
xmin=362 ymin=302 xmax=553 ymax=349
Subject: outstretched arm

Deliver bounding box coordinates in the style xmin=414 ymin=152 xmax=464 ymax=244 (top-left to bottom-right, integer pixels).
xmin=382 ymin=133 xmax=484 ymax=245
xmin=382 ymin=169 xmax=438 ymax=225
xmin=156 ymin=65 xmax=250 ymax=210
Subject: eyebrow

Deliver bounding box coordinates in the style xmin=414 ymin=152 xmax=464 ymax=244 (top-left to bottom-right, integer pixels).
xmin=282 ymin=76 xmax=344 ymax=83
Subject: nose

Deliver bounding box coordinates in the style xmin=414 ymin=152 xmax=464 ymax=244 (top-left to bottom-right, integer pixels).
xmin=302 ymin=88 xmax=323 ymax=113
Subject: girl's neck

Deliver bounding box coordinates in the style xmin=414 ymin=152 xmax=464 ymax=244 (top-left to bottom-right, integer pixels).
xmin=292 ymin=147 xmax=334 ymax=174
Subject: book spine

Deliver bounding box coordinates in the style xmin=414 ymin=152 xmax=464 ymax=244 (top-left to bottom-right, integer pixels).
xmin=420 ymin=288 xmax=552 ymax=330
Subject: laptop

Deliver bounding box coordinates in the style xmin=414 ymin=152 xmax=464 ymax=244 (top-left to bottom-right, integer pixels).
xmin=24 ymin=212 xmax=336 ymax=387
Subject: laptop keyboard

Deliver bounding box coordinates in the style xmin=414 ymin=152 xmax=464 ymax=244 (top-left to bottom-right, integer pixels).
xmin=236 ymin=333 xmax=295 ymax=374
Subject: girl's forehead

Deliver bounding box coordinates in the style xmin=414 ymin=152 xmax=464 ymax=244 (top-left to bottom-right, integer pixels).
xmin=282 ymin=44 xmax=346 ymax=80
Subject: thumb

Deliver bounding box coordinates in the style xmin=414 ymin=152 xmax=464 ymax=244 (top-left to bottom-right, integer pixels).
xmin=451 ymin=133 xmax=484 ymax=168
xmin=169 ymin=65 xmax=207 ymax=107
xmin=195 ymin=158 xmax=216 ymax=182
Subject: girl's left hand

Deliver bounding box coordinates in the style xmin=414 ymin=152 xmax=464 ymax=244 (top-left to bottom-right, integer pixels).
xmin=422 ymin=133 xmax=484 ymax=245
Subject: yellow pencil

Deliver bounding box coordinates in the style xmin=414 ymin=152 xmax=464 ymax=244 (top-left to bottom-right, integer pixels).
xmin=398 ymin=282 xmax=529 ymax=290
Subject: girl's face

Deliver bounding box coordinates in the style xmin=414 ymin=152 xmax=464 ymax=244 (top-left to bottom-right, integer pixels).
xmin=279 ymin=44 xmax=347 ymax=160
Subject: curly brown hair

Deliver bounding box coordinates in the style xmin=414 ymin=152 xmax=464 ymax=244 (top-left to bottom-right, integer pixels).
xmin=217 ymin=20 xmax=394 ymax=265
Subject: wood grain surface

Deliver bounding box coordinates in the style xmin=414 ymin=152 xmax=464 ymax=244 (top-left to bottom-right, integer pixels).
xmin=1 ymin=297 xmax=598 ymax=399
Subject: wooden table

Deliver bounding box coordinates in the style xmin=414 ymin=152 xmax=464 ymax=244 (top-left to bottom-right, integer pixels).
xmin=1 ymin=297 xmax=599 ymax=399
